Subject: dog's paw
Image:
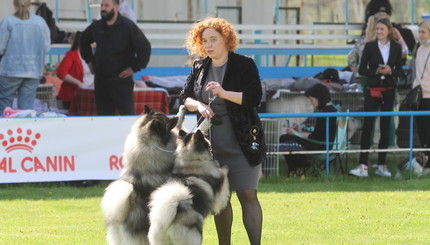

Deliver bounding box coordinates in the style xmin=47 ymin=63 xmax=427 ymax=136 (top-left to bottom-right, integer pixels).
xmin=177 ymin=105 xmax=187 ymax=118
xmin=221 ymin=166 xmax=229 ymax=176
xmin=175 ymin=105 xmax=188 ymax=130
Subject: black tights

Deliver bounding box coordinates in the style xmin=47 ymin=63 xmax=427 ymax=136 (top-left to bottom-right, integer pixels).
xmin=214 ymin=189 xmax=262 ymax=245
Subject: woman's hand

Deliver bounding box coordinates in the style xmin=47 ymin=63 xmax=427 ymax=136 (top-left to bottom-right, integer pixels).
xmin=206 ymin=81 xmax=225 ymax=98
xmin=286 ymin=128 xmax=296 ymax=135
xmin=197 ymin=101 xmax=214 ymax=118
xmin=378 ymin=65 xmax=392 ymax=75
xmin=205 ymin=81 xmax=243 ymax=105
xmin=292 ymin=124 xmax=301 ymax=132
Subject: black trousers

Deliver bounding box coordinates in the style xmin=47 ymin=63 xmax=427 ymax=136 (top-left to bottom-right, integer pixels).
xmin=416 ymin=98 xmax=430 ymax=157
xmin=359 ymin=88 xmax=396 ymax=165
xmin=279 ymin=134 xmax=325 ymax=172
xmin=94 ymin=76 xmax=135 ymax=115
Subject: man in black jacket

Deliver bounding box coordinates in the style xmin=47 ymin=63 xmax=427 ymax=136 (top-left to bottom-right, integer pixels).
xmin=80 ymin=0 xmax=151 ymax=115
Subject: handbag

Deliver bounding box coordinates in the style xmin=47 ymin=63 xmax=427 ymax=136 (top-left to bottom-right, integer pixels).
xmin=368 ymin=87 xmax=394 ymax=98
xmin=400 ymin=85 xmax=422 ymax=110
xmin=400 ymin=50 xmax=430 ymax=110
xmin=235 ymin=107 xmax=266 ymax=167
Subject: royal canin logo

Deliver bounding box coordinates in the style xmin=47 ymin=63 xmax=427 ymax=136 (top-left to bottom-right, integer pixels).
xmin=0 ymin=128 xmax=41 ymax=153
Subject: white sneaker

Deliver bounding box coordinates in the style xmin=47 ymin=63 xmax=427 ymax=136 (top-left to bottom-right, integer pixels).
xmin=349 ymin=164 xmax=368 ymax=177
xmin=375 ymin=165 xmax=392 ymax=177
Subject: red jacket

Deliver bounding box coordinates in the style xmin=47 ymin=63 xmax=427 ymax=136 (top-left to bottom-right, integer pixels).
xmin=57 ymin=50 xmax=83 ymax=102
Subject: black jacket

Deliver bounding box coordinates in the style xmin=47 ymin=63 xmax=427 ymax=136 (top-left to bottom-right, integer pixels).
xmin=179 ymin=52 xmax=266 ymax=166
xmin=80 ymin=15 xmax=151 ymax=78
xmin=359 ymin=40 xmax=403 ymax=88
xmin=308 ymin=104 xmax=337 ymax=145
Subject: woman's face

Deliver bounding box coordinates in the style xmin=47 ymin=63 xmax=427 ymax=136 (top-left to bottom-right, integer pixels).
xmin=202 ymin=28 xmax=228 ymax=60
xmin=376 ymin=22 xmax=390 ymax=42
xmin=308 ymin=96 xmax=319 ymax=108
xmin=418 ymin=26 xmax=430 ymax=45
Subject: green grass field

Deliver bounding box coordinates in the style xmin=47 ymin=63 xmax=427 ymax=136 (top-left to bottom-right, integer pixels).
xmin=1 ymin=176 xmax=429 ymax=245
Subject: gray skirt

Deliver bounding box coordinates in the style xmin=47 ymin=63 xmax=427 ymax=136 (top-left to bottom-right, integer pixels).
xmin=209 ymin=113 xmax=261 ymax=191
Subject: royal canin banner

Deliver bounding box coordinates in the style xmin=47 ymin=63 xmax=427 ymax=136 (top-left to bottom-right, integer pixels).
xmin=0 ymin=116 xmax=196 ymax=183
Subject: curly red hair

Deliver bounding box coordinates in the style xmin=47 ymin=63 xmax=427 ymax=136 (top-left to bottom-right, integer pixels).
xmin=185 ymin=17 xmax=239 ymax=57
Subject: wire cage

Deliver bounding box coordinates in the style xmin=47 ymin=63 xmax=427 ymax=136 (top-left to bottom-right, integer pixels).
xmin=261 ymin=118 xmax=282 ymax=176
xmin=36 ymin=84 xmax=57 ymax=108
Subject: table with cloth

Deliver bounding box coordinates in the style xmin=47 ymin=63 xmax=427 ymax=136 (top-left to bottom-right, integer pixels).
xmin=69 ymin=87 xmax=170 ymax=115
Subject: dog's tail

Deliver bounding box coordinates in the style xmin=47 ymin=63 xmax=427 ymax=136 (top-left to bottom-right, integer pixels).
xmin=148 ymin=181 xmax=203 ymax=245
xmin=101 ymin=180 xmax=134 ymax=224
xmin=212 ymin=166 xmax=230 ymax=214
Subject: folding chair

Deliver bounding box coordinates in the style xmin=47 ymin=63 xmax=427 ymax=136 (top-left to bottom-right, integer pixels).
xmin=306 ymin=115 xmax=349 ymax=176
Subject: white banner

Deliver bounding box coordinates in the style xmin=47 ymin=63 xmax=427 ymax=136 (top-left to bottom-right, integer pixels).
xmin=0 ymin=116 xmax=196 ymax=183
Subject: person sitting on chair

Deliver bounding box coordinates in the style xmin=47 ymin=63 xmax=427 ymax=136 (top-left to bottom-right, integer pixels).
xmin=279 ymin=83 xmax=337 ymax=177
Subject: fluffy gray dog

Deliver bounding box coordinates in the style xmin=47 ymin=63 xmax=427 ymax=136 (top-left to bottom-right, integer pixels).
xmin=101 ymin=105 xmax=185 ymax=245
xmin=148 ymin=129 xmax=230 ymax=245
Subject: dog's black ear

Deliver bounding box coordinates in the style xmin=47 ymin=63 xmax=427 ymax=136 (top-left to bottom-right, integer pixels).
xmin=167 ymin=116 xmax=179 ymax=131
xmin=144 ymin=105 xmax=153 ymax=114
xmin=193 ymin=129 xmax=209 ymax=152
xmin=178 ymin=129 xmax=187 ymax=138
xmin=195 ymin=129 xmax=204 ymax=140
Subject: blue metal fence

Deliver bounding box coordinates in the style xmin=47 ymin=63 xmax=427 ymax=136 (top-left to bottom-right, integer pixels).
xmin=259 ymin=110 xmax=430 ymax=177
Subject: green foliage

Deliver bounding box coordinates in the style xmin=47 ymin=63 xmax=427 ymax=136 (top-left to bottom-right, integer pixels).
xmin=0 ymin=179 xmax=429 ymax=245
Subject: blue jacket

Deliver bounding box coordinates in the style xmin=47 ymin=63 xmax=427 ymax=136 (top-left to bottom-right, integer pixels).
xmin=0 ymin=14 xmax=51 ymax=79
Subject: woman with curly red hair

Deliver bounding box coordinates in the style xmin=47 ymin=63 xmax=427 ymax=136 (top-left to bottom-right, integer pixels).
xmin=180 ymin=17 xmax=265 ymax=245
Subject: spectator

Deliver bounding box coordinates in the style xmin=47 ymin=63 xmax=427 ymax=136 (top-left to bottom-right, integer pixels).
xmin=179 ymin=17 xmax=266 ymax=245
xmin=413 ymin=19 xmax=430 ymax=173
xmin=56 ymin=31 xmax=94 ymax=110
xmin=118 ymin=0 xmax=136 ymax=23
xmin=0 ymin=0 xmax=50 ymax=116
xmin=364 ymin=0 xmax=392 ymax=27
xmin=279 ymin=83 xmax=337 ymax=177
xmin=350 ymin=18 xmax=404 ymax=178
xmin=363 ymin=0 xmax=415 ymax=53
xmin=97 ymin=0 xmax=137 ymax=23
xmin=80 ymin=0 xmax=151 ymax=115
xmin=348 ymin=12 xmax=406 ymax=75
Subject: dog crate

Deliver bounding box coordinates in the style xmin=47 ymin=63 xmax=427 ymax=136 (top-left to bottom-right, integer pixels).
xmin=261 ymin=118 xmax=282 ymax=176
xmin=36 ymin=84 xmax=57 ymax=108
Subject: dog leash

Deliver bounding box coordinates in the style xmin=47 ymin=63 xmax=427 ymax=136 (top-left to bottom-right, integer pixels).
xmin=155 ymin=96 xmax=217 ymax=154
xmin=190 ymin=95 xmax=217 ymax=132
xmin=154 ymin=145 xmax=175 ymax=153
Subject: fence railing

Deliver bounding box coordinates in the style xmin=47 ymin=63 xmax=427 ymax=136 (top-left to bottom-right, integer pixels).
xmin=49 ymin=23 xmax=362 ymax=67
xmin=260 ymin=110 xmax=430 ymax=177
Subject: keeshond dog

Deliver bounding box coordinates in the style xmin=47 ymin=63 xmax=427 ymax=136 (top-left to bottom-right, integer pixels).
xmin=148 ymin=129 xmax=230 ymax=245
xmin=101 ymin=105 xmax=186 ymax=245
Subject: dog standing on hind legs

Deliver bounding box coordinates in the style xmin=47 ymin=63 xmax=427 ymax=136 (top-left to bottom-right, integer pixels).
xmin=101 ymin=105 xmax=186 ymax=245
xmin=148 ymin=129 xmax=230 ymax=245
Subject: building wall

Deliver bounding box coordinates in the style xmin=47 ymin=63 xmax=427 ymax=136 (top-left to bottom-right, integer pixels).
xmin=1 ymin=0 xmax=427 ymax=67
xmin=1 ymin=1 xmax=428 ymax=24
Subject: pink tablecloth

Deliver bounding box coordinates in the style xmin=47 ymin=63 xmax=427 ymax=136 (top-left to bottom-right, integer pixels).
xmin=69 ymin=88 xmax=170 ymax=115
